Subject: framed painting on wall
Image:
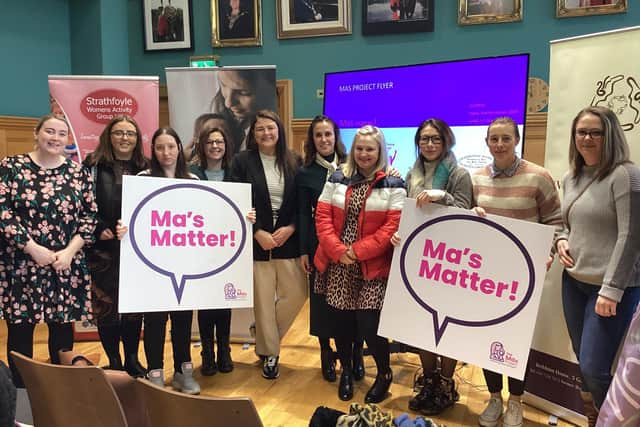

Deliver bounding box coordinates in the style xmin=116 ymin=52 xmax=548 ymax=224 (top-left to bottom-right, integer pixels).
xmin=276 ymin=0 xmax=352 ymax=39
xmin=211 ymin=0 xmax=262 ymax=47
xmin=556 ymin=0 xmax=627 ymax=18
xmin=458 ymin=0 xmax=522 ymax=26
xmin=143 ymin=0 xmax=193 ymax=51
xmin=363 ymin=0 xmax=434 ymax=35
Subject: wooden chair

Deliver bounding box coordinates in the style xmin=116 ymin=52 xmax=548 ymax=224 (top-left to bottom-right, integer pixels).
xmin=135 ymin=378 xmax=263 ymax=427
xmin=10 ymin=351 xmax=128 ymax=427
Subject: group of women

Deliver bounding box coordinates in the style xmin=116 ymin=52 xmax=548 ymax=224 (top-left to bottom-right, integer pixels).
xmin=0 ymin=105 xmax=638 ymax=427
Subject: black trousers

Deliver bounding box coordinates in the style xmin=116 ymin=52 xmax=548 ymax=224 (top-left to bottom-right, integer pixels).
xmin=6 ymin=322 xmax=73 ymax=388
xmin=333 ymin=309 xmax=390 ymax=375
xmin=483 ymin=369 xmax=526 ymax=396
xmin=197 ymin=309 xmax=231 ymax=345
xmin=143 ymin=311 xmax=192 ymax=372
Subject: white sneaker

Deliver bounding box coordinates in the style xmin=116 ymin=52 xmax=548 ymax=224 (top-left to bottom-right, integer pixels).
xmin=147 ymin=368 xmax=164 ymax=387
xmin=172 ymin=362 xmax=201 ymax=395
xmin=502 ymin=400 xmax=523 ymax=427
xmin=479 ymin=397 xmax=503 ymax=427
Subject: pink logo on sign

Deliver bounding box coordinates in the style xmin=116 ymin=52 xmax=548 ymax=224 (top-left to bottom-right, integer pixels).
xmin=81 ymin=89 xmax=139 ymax=124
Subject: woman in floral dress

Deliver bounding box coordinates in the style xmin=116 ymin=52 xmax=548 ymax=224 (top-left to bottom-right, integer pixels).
xmin=0 ymin=114 xmax=97 ymax=387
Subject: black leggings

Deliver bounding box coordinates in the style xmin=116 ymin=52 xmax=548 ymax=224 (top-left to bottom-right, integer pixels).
xmin=197 ymin=309 xmax=231 ymax=345
xmin=334 ymin=309 xmax=390 ymax=375
xmin=6 ymin=322 xmax=73 ymax=388
xmin=483 ymin=369 xmax=526 ymax=396
xmin=143 ymin=311 xmax=192 ymax=372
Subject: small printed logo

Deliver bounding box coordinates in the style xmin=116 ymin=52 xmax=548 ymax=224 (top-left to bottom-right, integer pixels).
xmin=489 ymin=341 xmax=518 ymax=368
xmin=223 ymin=283 xmax=247 ymax=301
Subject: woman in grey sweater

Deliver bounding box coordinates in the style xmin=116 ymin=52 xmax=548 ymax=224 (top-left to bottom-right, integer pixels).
xmin=556 ymin=106 xmax=640 ymax=425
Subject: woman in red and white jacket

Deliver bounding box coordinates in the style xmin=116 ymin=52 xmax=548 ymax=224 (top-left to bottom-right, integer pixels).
xmin=314 ymin=125 xmax=406 ymax=403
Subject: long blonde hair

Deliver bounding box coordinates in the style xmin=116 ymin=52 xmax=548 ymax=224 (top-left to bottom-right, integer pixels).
xmin=342 ymin=125 xmax=389 ymax=179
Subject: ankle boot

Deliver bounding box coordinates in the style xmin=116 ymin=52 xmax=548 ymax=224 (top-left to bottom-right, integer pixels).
xmin=580 ymin=391 xmax=599 ymax=427
xmin=409 ymin=370 xmax=438 ymax=411
xmin=338 ymin=371 xmax=354 ymax=401
xmin=320 ymin=348 xmax=336 ymax=382
xmin=352 ymin=344 xmax=365 ymax=381
xmin=200 ymin=342 xmax=217 ymax=376
xmin=421 ymin=375 xmax=459 ymax=415
xmin=124 ymin=354 xmax=147 ymax=378
xmin=105 ymin=354 xmax=124 ymax=371
xmin=364 ymin=369 xmax=393 ymax=403
xmin=216 ymin=337 xmax=234 ymax=373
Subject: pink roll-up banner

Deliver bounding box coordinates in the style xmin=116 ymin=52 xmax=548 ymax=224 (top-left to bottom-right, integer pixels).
xmin=48 ymin=75 xmax=159 ymax=161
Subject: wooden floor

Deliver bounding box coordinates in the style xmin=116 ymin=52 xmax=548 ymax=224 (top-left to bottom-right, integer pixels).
xmin=0 ymin=302 xmax=574 ymax=427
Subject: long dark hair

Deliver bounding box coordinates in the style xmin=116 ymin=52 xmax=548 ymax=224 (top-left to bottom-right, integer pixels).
xmin=195 ymin=126 xmax=233 ymax=172
xmin=85 ymin=115 xmax=147 ymax=170
xmin=303 ymin=115 xmax=347 ymax=167
xmin=413 ymin=118 xmax=456 ymax=171
xmin=246 ymin=110 xmax=299 ymax=179
xmin=569 ymin=106 xmax=630 ymax=181
xmin=149 ymin=127 xmax=191 ymax=179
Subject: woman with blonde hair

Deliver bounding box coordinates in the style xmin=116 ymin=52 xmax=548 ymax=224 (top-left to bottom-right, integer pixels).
xmin=315 ymin=125 xmax=406 ymax=402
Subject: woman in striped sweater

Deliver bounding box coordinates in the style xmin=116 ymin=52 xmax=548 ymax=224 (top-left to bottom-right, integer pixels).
xmin=472 ymin=116 xmax=562 ymax=427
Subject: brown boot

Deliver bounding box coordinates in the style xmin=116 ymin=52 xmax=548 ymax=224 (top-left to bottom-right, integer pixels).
xmin=580 ymin=391 xmax=599 ymax=427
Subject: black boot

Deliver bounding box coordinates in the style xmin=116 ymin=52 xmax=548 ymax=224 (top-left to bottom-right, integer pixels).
xmin=106 ymin=354 xmax=124 ymax=371
xmin=364 ymin=369 xmax=393 ymax=403
xmin=216 ymin=337 xmax=234 ymax=373
xmin=98 ymin=323 xmax=123 ymax=370
xmin=420 ymin=375 xmax=459 ymax=415
xmin=338 ymin=370 xmax=354 ymax=401
xmin=200 ymin=341 xmax=217 ymax=376
xmin=352 ymin=342 xmax=365 ymax=381
xmin=408 ymin=370 xmax=438 ymax=412
xmin=320 ymin=348 xmax=336 ymax=382
xmin=124 ymin=354 xmax=147 ymax=378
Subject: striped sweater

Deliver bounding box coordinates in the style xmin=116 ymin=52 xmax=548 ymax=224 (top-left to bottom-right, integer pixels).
xmin=472 ymin=159 xmax=562 ymax=228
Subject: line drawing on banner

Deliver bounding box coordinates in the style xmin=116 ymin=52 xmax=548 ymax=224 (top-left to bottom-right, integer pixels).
xmin=128 ymin=183 xmax=247 ymax=303
xmin=398 ymin=214 xmax=535 ymax=345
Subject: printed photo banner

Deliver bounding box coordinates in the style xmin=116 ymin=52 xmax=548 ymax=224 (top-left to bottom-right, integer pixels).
xmin=48 ymin=75 xmax=159 ymax=161
xmin=119 ymin=175 xmax=253 ymax=313
xmin=379 ymin=203 xmax=555 ymax=380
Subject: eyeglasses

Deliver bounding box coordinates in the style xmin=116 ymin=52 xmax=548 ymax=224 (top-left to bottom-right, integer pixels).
xmin=206 ymin=139 xmax=225 ymax=146
xmin=418 ymin=135 xmax=442 ymax=146
xmin=575 ymin=129 xmax=604 ymax=139
xmin=111 ymin=130 xmax=137 ymax=138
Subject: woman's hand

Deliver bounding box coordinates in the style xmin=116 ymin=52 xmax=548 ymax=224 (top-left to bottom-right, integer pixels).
xmin=246 ymin=208 xmax=256 ymax=224
xmin=339 ymin=249 xmax=356 ymax=265
xmin=272 ymin=225 xmax=295 ymax=247
xmin=595 ymin=295 xmax=617 ymax=317
xmin=556 ymin=239 xmax=575 ymax=267
xmin=390 ymin=232 xmax=401 ymax=247
xmin=99 ymin=228 xmax=115 ymax=240
xmin=52 ymin=248 xmax=74 ymax=273
xmin=115 ymin=220 xmax=128 ymax=240
xmin=24 ymin=240 xmax=56 ymax=266
xmin=300 ymin=254 xmax=311 ymax=274
xmin=254 ymin=229 xmax=278 ymax=251
xmin=388 ymin=167 xmax=401 ymax=178
xmin=473 ymin=207 xmax=487 ymax=217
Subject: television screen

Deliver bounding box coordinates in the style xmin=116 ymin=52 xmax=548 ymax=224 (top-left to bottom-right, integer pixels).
xmin=323 ymin=54 xmax=529 ymax=176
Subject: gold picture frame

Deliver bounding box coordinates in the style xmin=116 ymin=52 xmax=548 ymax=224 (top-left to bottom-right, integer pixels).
xmin=458 ymin=0 xmax=523 ymax=26
xmin=211 ymin=0 xmax=262 ymax=47
xmin=556 ymin=0 xmax=627 ymax=18
xmin=276 ymin=0 xmax=351 ymax=39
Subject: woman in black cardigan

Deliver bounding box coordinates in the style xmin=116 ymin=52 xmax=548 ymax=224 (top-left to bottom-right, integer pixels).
xmin=296 ymin=115 xmax=365 ymax=383
xmin=229 ymin=110 xmax=306 ymax=379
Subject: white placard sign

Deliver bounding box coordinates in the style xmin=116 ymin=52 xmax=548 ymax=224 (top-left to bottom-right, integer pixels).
xmin=119 ymin=175 xmax=253 ymax=313
xmin=379 ymin=202 xmax=555 ymax=380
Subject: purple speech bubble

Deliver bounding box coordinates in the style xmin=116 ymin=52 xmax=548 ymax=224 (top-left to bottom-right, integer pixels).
xmin=129 ymin=183 xmax=246 ymax=303
xmin=399 ymin=214 xmax=535 ymax=345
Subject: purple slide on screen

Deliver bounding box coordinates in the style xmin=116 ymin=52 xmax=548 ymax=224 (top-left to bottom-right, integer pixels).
xmin=323 ymin=54 xmax=529 ymax=175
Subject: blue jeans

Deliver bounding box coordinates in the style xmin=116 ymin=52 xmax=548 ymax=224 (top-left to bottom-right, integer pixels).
xmin=562 ymin=271 xmax=640 ymax=408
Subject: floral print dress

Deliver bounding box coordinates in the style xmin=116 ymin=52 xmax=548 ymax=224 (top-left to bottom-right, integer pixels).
xmin=0 ymin=154 xmax=97 ymax=324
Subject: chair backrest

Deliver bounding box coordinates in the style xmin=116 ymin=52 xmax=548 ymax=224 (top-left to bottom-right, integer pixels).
xmin=135 ymin=378 xmax=263 ymax=427
xmin=10 ymin=351 xmax=128 ymax=427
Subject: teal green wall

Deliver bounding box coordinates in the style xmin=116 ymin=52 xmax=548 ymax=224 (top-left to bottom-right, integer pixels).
xmin=128 ymin=1 xmax=640 ymax=118
xmin=2 ymin=1 xmax=639 ymax=118
xmin=0 ymin=0 xmax=71 ymax=117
